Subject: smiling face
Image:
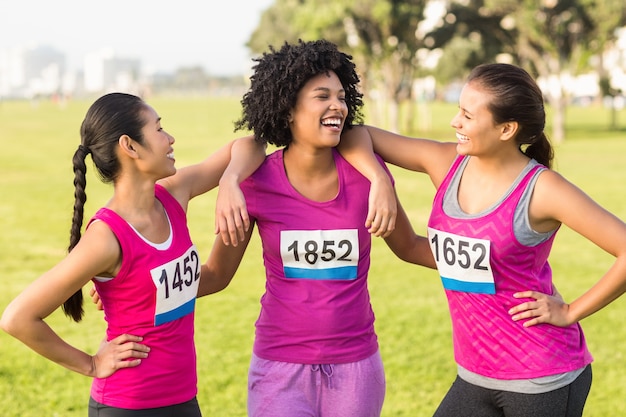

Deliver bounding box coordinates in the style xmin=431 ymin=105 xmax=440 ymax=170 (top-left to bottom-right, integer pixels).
xmin=288 ymin=71 xmax=348 ymax=151
xmin=137 ymin=105 xmax=176 ymax=179
xmin=450 ymin=81 xmax=512 ymax=157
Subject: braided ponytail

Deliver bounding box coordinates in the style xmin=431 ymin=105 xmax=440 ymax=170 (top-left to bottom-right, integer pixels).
xmin=61 ymin=93 xmax=146 ymax=322
xmin=61 ymin=144 xmax=90 ymax=322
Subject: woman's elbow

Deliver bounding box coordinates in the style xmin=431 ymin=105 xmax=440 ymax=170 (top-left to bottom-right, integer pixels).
xmin=0 ymin=305 xmax=24 ymax=337
xmin=197 ymin=268 xmax=235 ymax=297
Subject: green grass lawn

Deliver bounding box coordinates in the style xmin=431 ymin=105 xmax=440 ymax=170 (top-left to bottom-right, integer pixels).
xmin=0 ymin=96 xmax=625 ymax=416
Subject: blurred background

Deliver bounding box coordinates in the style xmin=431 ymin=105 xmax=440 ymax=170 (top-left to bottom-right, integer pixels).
xmin=2 ymin=2 xmax=626 ymax=415
xmin=1 ymin=0 xmax=625 ymax=141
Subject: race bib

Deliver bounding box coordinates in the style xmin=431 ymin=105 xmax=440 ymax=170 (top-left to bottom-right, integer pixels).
xmin=151 ymin=245 xmax=200 ymax=325
xmin=280 ymin=229 xmax=359 ymax=280
xmin=427 ymin=227 xmax=495 ymax=294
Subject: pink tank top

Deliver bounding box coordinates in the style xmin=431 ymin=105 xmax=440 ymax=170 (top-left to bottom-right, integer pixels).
xmin=89 ymin=184 xmax=199 ymax=409
xmin=427 ymin=155 xmax=592 ymax=379
xmin=240 ymin=149 xmax=388 ymax=364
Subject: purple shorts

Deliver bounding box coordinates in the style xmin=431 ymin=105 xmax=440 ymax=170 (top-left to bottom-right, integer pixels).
xmin=248 ymin=350 xmax=386 ymax=417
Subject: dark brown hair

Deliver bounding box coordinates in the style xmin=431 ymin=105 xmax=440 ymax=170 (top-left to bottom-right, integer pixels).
xmin=64 ymin=92 xmax=148 ymax=322
xmin=467 ymin=63 xmax=554 ymax=168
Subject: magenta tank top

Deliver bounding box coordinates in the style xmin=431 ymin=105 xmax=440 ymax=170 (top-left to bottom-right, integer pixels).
xmin=240 ymin=149 xmax=390 ymax=364
xmin=89 ymin=184 xmax=199 ymax=409
xmin=427 ymin=155 xmax=592 ymax=379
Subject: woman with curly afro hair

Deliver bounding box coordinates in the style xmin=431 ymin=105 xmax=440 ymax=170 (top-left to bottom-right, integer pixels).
xmin=201 ymin=39 xmax=435 ymax=417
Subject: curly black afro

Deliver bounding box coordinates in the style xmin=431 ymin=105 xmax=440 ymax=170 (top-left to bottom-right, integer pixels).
xmin=234 ymin=39 xmax=364 ymax=147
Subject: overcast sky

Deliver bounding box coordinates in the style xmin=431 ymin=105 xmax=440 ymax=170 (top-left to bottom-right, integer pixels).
xmin=0 ymin=0 xmax=274 ymax=75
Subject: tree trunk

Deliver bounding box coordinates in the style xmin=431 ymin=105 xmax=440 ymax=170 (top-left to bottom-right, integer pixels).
xmin=388 ymin=97 xmax=400 ymax=133
xmin=550 ymin=94 xmax=567 ymax=144
xmin=404 ymin=97 xmax=415 ymax=133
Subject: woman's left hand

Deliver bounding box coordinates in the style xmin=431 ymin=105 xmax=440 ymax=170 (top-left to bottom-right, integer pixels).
xmin=509 ymin=290 xmax=572 ymax=327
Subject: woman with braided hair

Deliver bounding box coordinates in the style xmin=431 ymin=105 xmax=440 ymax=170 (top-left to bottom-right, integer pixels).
xmin=0 ymin=92 xmax=263 ymax=416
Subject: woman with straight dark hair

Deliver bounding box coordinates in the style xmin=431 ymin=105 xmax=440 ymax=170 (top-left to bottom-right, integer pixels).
xmin=1 ymin=92 xmax=262 ymax=416
xmin=340 ymin=62 xmax=626 ymax=416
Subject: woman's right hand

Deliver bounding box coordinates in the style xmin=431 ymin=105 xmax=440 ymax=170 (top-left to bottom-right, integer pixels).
xmin=366 ymin=175 xmax=397 ymax=237
xmin=215 ymin=177 xmax=250 ymax=247
xmin=91 ymin=334 xmax=150 ymax=378
xmin=89 ymin=286 xmax=103 ymax=311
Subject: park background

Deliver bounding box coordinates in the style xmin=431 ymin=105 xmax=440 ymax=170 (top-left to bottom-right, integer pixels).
xmin=2 ymin=0 xmax=626 ymax=416
xmin=0 ymin=96 xmax=625 ymax=416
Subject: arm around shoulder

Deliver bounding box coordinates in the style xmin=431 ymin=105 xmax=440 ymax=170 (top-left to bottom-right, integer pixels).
xmin=159 ymin=135 xmax=265 ymax=210
xmin=198 ymin=222 xmax=255 ymax=297
xmin=215 ymin=136 xmax=266 ymax=246
xmin=363 ymin=125 xmax=457 ymax=184
xmin=339 ymin=124 xmax=457 ymax=188
xmin=383 ymin=195 xmax=436 ymax=269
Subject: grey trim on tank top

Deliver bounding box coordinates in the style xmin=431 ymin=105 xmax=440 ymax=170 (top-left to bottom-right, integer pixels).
xmin=457 ymin=365 xmax=584 ymax=394
xmin=443 ymin=157 xmax=554 ymax=246
xmin=444 ymin=157 xmax=584 ymax=393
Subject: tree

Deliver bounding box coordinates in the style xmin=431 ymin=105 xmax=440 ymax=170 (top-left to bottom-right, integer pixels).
xmin=425 ymin=0 xmax=626 ymax=142
xmin=591 ymin=5 xmax=626 ymax=131
xmin=246 ymin=0 xmax=430 ymax=132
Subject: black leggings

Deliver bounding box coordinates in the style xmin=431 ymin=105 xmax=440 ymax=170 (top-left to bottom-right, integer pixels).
xmin=88 ymin=397 xmax=201 ymax=417
xmin=433 ymin=365 xmax=592 ymax=417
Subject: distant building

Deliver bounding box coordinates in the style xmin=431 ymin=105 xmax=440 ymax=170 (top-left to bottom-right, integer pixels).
xmin=0 ymin=44 xmax=65 ymax=99
xmin=0 ymin=44 xmax=144 ymax=99
xmin=84 ymin=48 xmax=143 ymax=95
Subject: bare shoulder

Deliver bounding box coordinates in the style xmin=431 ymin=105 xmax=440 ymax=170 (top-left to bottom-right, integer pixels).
xmin=531 ymin=168 xmax=602 ymax=225
xmin=70 ymin=220 xmax=122 ymax=277
xmin=533 ymin=168 xmax=581 ymax=200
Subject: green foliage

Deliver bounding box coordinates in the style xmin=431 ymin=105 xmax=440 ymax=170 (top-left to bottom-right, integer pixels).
xmin=0 ymin=97 xmax=625 ymax=416
xmin=427 ymin=0 xmax=625 ymax=79
xmin=247 ymin=0 xmax=430 ymax=132
xmin=246 ymin=1 xmax=625 ymax=137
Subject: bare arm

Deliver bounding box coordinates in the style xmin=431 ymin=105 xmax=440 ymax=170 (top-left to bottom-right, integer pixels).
xmin=0 ymin=223 xmax=149 ymax=377
xmin=197 ymin=222 xmax=255 ymax=297
xmin=383 ymin=194 xmax=436 ymax=269
xmin=338 ymin=126 xmax=397 ymax=237
xmin=159 ymin=140 xmax=233 ymax=208
xmin=340 ymin=125 xmax=458 ymax=189
xmin=338 ymin=125 xmax=457 ymax=238
xmin=215 ymin=136 xmax=266 ymax=246
xmin=159 ymin=135 xmax=265 ymax=245
xmin=510 ymin=170 xmax=626 ymax=326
